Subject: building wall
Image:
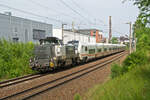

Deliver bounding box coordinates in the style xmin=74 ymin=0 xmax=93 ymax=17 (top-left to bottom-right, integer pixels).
xmin=53 ymin=29 xmax=96 ymax=44
xmin=0 ymin=13 xmax=52 ymax=43
xmin=0 ymin=13 xmax=11 ymax=40
xmin=78 ymin=29 xmax=103 ymax=43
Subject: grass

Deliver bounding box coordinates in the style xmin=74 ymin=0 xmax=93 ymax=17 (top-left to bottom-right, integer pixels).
xmin=84 ymin=64 xmax=150 ymax=100
xmin=74 ymin=50 xmax=150 ymax=100
xmin=74 ymin=93 xmax=81 ymax=100
xmin=0 ymin=40 xmax=35 ymax=81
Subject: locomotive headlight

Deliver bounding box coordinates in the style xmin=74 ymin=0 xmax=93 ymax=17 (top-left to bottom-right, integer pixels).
xmin=53 ymin=57 xmax=56 ymax=60
xmin=50 ymin=62 xmax=54 ymax=68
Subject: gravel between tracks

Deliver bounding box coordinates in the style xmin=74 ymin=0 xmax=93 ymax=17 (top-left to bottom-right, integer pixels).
xmin=0 ymin=52 xmax=127 ymax=100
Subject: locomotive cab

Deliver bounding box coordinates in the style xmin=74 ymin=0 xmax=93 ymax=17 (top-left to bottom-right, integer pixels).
xmin=30 ymin=37 xmax=63 ymax=72
xmin=39 ymin=37 xmax=63 ymax=46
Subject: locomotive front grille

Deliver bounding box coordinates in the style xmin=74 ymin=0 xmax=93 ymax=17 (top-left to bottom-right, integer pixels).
xmin=34 ymin=45 xmax=52 ymax=59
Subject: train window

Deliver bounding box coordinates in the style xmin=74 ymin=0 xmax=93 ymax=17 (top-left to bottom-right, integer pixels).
xmin=104 ymin=48 xmax=107 ymax=51
xmin=85 ymin=46 xmax=88 ymax=51
xmin=82 ymin=46 xmax=84 ymax=49
xmin=89 ymin=49 xmax=95 ymax=54
xmin=109 ymin=48 xmax=111 ymax=51
xmin=98 ymin=49 xmax=101 ymax=52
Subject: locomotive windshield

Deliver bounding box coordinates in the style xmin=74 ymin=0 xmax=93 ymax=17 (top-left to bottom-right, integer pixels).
xmin=40 ymin=37 xmax=63 ymax=45
xmin=68 ymin=40 xmax=79 ymax=50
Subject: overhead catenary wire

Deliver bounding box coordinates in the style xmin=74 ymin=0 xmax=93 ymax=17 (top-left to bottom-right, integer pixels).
xmin=67 ymin=1 xmax=126 ymax=37
xmin=58 ymin=0 xmax=93 ymax=24
xmin=68 ymin=0 xmax=109 ymax=28
xmin=27 ymin=0 xmax=94 ymax=28
xmin=28 ymin=0 xmax=79 ymax=20
xmin=0 ymin=3 xmax=67 ymax=23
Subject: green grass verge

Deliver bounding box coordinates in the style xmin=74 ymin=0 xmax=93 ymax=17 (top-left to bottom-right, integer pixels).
xmin=0 ymin=40 xmax=35 ymax=81
xmin=85 ymin=64 xmax=150 ymax=100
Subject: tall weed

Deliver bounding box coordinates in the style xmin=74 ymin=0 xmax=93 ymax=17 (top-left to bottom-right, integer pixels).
xmin=111 ymin=50 xmax=149 ymax=78
xmin=0 ymin=40 xmax=35 ymax=80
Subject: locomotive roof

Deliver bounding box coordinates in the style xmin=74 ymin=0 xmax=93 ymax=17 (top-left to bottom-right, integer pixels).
xmin=79 ymin=43 xmax=125 ymax=47
xmin=40 ymin=37 xmax=61 ymax=41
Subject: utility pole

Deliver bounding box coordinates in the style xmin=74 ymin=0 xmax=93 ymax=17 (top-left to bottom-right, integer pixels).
xmin=109 ymin=16 xmax=112 ymax=43
xmin=62 ymin=23 xmax=67 ymax=43
xmin=72 ymin=21 xmax=75 ymax=40
xmin=126 ymin=22 xmax=132 ymax=54
xmin=129 ymin=22 xmax=132 ymax=54
xmin=78 ymin=26 xmax=81 ymax=41
xmin=134 ymin=32 xmax=136 ymax=52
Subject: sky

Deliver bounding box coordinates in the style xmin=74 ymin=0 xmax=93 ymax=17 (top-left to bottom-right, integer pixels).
xmin=0 ymin=0 xmax=139 ymax=37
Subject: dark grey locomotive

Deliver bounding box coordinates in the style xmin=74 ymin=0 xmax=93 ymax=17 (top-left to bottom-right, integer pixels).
xmin=30 ymin=37 xmax=78 ymax=72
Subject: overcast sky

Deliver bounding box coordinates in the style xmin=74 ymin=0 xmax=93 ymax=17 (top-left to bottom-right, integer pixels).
xmin=0 ymin=0 xmax=139 ymax=37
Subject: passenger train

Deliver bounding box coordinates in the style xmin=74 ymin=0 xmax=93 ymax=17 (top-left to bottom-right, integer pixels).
xmin=29 ymin=37 xmax=126 ymax=72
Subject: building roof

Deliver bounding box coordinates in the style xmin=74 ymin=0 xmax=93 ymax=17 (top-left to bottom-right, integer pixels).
xmin=0 ymin=13 xmax=52 ymax=26
xmin=64 ymin=29 xmax=102 ymax=36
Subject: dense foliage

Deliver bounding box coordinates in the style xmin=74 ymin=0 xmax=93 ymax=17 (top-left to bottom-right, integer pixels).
xmin=132 ymin=0 xmax=150 ymax=26
xmin=111 ymin=0 xmax=150 ymax=78
xmin=111 ymin=37 xmax=118 ymax=44
xmin=0 ymin=40 xmax=35 ymax=81
xmin=86 ymin=64 xmax=150 ymax=100
xmin=111 ymin=50 xmax=149 ymax=78
xmin=85 ymin=22 xmax=150 ymax=99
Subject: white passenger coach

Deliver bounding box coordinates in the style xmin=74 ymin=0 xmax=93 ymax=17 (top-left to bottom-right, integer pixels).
xmin=72 ymin=41 xmax=126 ymax=62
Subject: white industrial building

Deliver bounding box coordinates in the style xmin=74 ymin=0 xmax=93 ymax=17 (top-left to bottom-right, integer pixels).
xmin=53 ymin=29 xmax=96 ymax=44
xmin=0 ymin=12 xmax=52 ymax=43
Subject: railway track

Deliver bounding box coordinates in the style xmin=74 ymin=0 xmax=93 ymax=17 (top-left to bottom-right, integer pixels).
xmin=0 ymin=51 xmax=126 ymax=100
xmin=0 ymin=73 xmax=49 ymax=88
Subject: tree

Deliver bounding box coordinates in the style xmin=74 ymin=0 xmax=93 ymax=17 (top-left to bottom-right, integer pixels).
xmin=133 ymin=0 xmax=150 ymax=25
xmin=132 ymin=0 xmax=150 ymax=52
xmin=111 ymin=37 xmax=118 ymax=44
xmin=133 ymin=0 xmax=150 ymax=12
xmin=124 ymin=0 xmax=150 ymax=25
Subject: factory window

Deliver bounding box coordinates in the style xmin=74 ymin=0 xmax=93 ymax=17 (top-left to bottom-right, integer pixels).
xmin=33 ymin=29 xmax=46 ymax=40
xmin=13 ymin=37 xmax=19 ymax=42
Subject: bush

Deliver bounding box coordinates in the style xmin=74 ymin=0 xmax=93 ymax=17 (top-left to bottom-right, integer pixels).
xmin=111 ymin=50 xmax=149 ymax=78
xmin=111 ymin=64 xmax=122 ymax=78
xmin=74 ymin=94 xmax=81 ymax=100
xmin=124 ymin=51 xmax=148 ymax=67
xmin=87 ymin=64 xmax=150 ymax=100
xmin=0 ymin=40 xmax=35 ymax=80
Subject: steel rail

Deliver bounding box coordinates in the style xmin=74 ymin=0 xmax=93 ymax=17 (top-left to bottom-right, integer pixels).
xmin=0 ymin=73 xmax=49 ymax=88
